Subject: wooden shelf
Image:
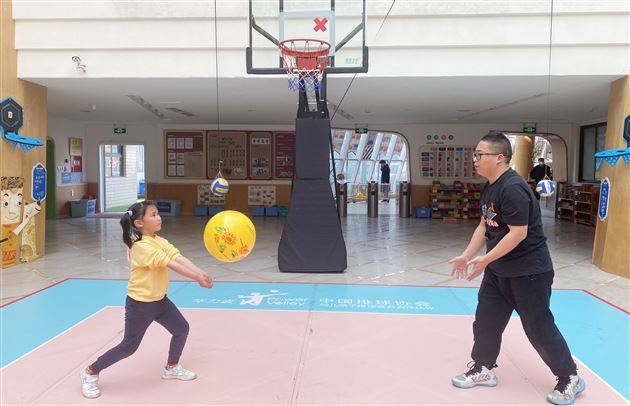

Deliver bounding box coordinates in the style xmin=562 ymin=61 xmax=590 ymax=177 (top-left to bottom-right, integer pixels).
xmin=430 ymin=182 xmax=481 ymax=219
xmin=566 ymin=186 xmax=600 ymax=227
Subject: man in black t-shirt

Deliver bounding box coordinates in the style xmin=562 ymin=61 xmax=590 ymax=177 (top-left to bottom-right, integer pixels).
xmin=529 ymin=158 xmax=553 ymax=200
xmin=448 ymin=132 xmax=585 ymax=405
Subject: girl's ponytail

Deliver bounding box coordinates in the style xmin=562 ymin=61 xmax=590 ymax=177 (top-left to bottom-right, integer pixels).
xmin=120 ymin=200 xmax=156 ymax=248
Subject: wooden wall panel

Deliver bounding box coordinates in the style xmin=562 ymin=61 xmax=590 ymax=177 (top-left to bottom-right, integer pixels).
xmin=593 ymin=76 xmax=630 ymax=278
xmin=411 ymin=185 xmax=431 ymax=208
xmin=1 ymin=1 xmax=48 ymax=267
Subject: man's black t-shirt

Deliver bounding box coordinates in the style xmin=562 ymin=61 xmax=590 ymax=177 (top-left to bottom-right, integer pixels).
xmin=481 ymin=169 xmax=553 ymax=277
xmin=530 ymin=164 xmax=551 ymax=182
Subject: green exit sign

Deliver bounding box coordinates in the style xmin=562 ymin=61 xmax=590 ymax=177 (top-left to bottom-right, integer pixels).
xmin=522 ymin=124 xmax=536 ymax=133
xmin=355 ymin=127 xmax=368 ymax=134
xmin=114 ymin=127 xmax=126 ymax=135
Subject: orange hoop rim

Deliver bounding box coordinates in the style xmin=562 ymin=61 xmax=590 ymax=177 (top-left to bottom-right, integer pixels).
xmin=279 ymin=38 xmax=331 ymax=56
xmin=279 ymin=39 xmax=331 ymax=92
xmin=279 ymin=39 xmax=331 ymax=72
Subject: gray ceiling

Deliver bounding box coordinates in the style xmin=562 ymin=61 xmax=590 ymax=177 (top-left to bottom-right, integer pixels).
xmin=34 ymin=75 xmax=617 ymax=126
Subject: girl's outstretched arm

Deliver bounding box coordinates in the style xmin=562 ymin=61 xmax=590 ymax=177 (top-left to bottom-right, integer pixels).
xmin=167 ymin=257 xmax=213 ymax=288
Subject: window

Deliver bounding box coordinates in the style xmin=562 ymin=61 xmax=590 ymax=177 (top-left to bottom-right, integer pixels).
xmin=579 ymin=123 xmax=606 ymax=181
xmin=104 ymin=145 xmax=125 ymax=177
xmin=328 ymin=129 xmax=410 ymax=187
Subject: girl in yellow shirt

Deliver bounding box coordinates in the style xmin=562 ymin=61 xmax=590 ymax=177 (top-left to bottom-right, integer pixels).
xmin=80 ymin=200 xmax=213 ymax=399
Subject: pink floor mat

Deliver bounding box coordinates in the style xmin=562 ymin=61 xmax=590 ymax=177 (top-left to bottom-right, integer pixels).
xmin=1 ymin=307 xmax=625 ymax=405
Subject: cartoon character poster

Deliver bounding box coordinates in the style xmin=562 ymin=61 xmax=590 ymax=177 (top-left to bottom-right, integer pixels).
xmin=1 ymin=177 xmax=24 ymax=267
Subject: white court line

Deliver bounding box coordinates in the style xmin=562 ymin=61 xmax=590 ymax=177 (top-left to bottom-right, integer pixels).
xmin=573 ymin=354 xmax=629 ymax=403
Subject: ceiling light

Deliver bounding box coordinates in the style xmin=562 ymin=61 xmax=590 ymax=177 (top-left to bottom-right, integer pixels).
xmin=79 ymin=104 xmax=96 ymax=113
xmin=164 ymin=107 xmax=196 ymax=117
xmin=457 ymin=93 xmax=548 ymax=120
xmin=327 ymin=102 xmax=353 ymax=120
xmin=127 ymin=95 xmax=167 ymax=120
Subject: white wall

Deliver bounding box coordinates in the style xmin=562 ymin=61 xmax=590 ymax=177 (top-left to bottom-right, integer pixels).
xmin=47 ymin=117 xmax=86 ymax=185
xmin=374 ymin=122 xmax=576 ymax=185
xmin=46 ymin=118 xmax=580 ymax=188
xmin=14 ymin=1 xmax=629 ymax=79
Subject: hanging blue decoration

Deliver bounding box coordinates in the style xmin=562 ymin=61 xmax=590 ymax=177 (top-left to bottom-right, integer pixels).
xmin=594 ymin=148 xmax=630 ymax=170
xmin=595 ymin=157 xmax=604 ymax=171
xmin=606 ymin=156 xmax=619 ymax=167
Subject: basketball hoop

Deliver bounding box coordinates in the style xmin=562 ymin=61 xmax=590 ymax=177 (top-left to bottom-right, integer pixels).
xmin=279 ymin=39 xmax=330 ymax=93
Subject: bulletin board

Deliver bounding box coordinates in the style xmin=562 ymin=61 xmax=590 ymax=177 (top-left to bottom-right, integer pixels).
xmin=207 ymin=131 xmax=248 ymax=179
xmin=273 ymin=132 xmax=295 ymax=179
xmin=197 ymin=184 xmax=225 ymax=206
xmin=164 ymin=131 xmax=206 ymax=178
xmin=248 ymin=185 xmax=276 ymax=206
xmin=249 ymin=132 xmax=272 ymax=180
xmin=419 ymin=145 xmax=477 ymax=178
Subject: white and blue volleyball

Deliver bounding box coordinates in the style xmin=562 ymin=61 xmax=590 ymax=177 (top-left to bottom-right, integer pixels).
xmin=211 ymin=177 xmax=229 ymax=196
xmin=536 ymin=179 xmax=555 ymax=197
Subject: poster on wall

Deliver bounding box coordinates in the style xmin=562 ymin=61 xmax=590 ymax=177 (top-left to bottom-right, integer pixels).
xmin=419 ymin=145 xmax=477 ymax=178
xmin=274 ymin=132 xmax=295 ymax=179
xmin=69 ymin=137 xmax=83 ymax=156
xmin=164 ymin=131 xmax=205 ymax=178
xmin=207 ymin=131 xmax=248 ymax=179
xmin=71 ymin=155 xmax=82 ymax=172
xmin=249 ymin=132 xmax=272 ymax=180
xmin=197 ymin=185 xmax=225 ymax=206
xmin=248 ymin=185 xmax=276 ymax=206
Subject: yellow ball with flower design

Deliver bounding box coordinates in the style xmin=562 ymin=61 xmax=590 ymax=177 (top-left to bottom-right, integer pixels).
xmin=203 ymin=210 xmax=256 ymax=262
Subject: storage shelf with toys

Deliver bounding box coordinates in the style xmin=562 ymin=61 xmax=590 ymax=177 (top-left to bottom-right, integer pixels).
xmin=555 ymin=182 xmax=575 ymax=222
xmin=429 ymin=181 xmax=482 ymax=219
xmin=555 ymin=183 xmax=599 ymax=226
xmin=573 ymin=184 xmax=599 ymax=226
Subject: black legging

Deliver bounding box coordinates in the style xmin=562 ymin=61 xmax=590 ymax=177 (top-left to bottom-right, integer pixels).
xmin=90 ymin=295 xmax=189 ymax=374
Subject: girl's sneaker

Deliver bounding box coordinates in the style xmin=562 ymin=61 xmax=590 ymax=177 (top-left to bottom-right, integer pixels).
xmin=162 ymin=364 xmax=197 ymax=381
xmin=80 ymin=368 xmax=101 ymax=398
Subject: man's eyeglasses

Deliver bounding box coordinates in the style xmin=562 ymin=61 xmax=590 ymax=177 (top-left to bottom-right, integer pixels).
xmin=472 ymin=152 xmax=501 ymax=161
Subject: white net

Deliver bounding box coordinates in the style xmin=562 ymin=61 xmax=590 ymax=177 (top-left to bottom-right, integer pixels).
xmin=280 ymin=39 xmax=330 ymax=93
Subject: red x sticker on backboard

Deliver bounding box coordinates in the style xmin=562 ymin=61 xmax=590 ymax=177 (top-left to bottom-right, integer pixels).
xmin=314 ymin=17 xmax=328 ymax=32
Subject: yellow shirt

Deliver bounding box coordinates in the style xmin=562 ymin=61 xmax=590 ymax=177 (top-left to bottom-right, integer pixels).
xmin=128 ymin=235 xmax=181 ymax=302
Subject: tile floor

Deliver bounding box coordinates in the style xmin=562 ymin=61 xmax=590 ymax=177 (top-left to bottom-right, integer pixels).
xmin=2 ymin=205 xmax=627 ymax=311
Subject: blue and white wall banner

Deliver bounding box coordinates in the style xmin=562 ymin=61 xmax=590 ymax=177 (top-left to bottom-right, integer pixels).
xmin=598 ymin=177 xmax=610 ymax=221
xmin=31 ymin=163 xmax=46 ymax=201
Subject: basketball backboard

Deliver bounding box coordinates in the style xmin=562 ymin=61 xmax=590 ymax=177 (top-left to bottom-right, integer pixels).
xmin=247 ymin=0 xmax=368 ymax=74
